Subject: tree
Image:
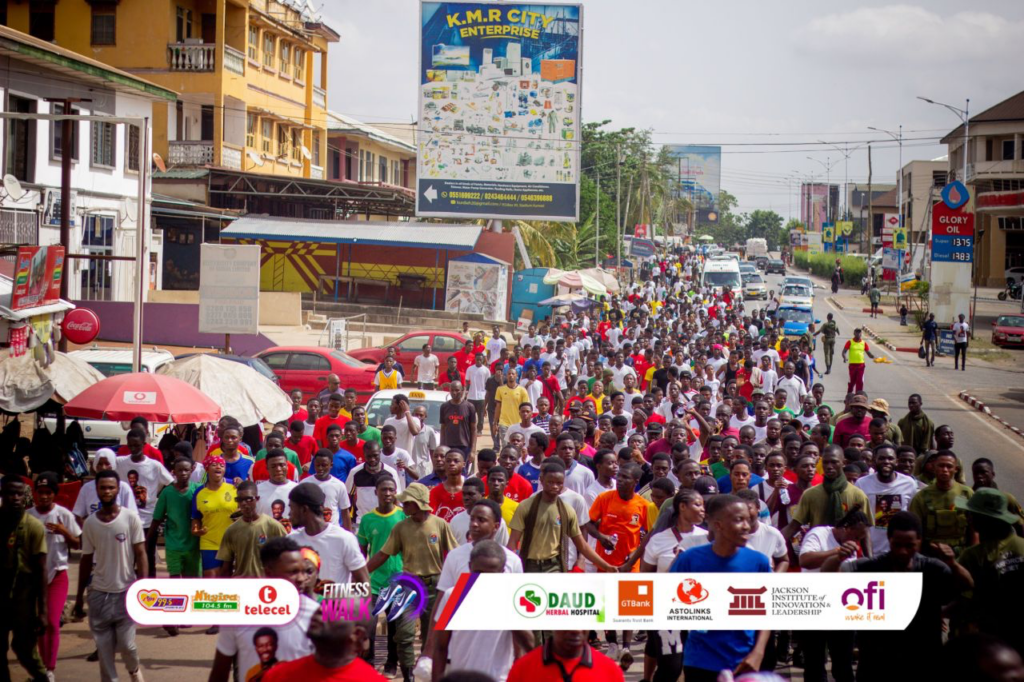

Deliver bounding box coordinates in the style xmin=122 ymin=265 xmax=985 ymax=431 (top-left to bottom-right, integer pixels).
xmin=746 ymin=209 xmax=785 ymax=251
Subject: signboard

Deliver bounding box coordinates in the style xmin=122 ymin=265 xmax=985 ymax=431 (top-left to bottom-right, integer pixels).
xmin=822 ymin=225 xmax=835 ymax=243
xmin=938 ymin=329 xmax=955 ymax=355
xmin=633 ymin=224 xmax=650 ymax=240
xmin=62 ymin=307 xmax=100 ymax=344
xmin=882 ymin=248 xmax=901 ymax=271
xmin=42 ymin=189 xmax=77 ymax=228
xmin=198 ymin=244 xmax=261 ymax=335
xmin=892 ymin=227 xmax=908 ymax=251
xmin=630 ymin=238 xmax=655 ymax=258
xmin=882 ymin=214 xmax=899 ymax=247
xmin=929 ymin=180 xmax=974 ymax=325
xmin=837 ymin=220 xmax=854 ymax=236
xmin=445 ymin=257 xmax=510 ymax=321
xmin=806 ymin=233 xmax=823 ymax=255
xmin=11 ymin=246 xmax=65 ymax=311
xmin=666 ymin=146 xmax=722 ymax=220
xmin=899 ymin=272 xmax=919 ymax=292
xmin=416 ymin=2 xmax=583 ymax=221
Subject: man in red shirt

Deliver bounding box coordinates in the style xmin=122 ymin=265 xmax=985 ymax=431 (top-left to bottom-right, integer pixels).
xmin=453 ymin=338 xmax=477 ymax=374
xmin=261 ymin=612 xmax=386 ymax=682
xmin=115 ymin=417 xmax=163 ymax=462
xmin=312 ymin=393 xmax=350 ymax=447
xmin=286 ymin=420 xmax=318 ymax=472
xmin=338 ymin=421 xmax=365 ymax=464
xmin=834 ymin=394 xmax=872 ymax=447
xmin=497 ymin=445 xmax=535 ymax=502
xmin=507 ymin=630 xmax=624 ymax=682
xmin=539 ymin=363 xmax=563 ymax=414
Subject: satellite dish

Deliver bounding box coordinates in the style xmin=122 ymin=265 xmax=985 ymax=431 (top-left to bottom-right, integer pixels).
xmin=124 ymin=197 xmax=138 ymax=221
xmin=246 ymin=150 xmax=264 ymax=167
xmin=3 ymin=175 xmax=25 ymax=201
xmin=301 ymin=145 xmax=312 ymax=160
xmin=152 ymin=152 xmax=167 ymax=173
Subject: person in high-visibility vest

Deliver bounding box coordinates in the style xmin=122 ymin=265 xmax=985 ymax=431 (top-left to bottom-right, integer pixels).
xmin=841 ymin=328 xmax=876 ymax=393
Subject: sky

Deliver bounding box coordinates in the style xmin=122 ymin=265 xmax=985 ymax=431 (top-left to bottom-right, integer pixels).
xmin=318 ymin=0 xmax=1024 ymax=221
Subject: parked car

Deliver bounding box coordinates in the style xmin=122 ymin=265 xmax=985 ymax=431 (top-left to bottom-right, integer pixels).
xmin=766 ymin=258 xmax=787 ymax=275
xmin=346 ymin=330 xmax=471 ymax=370
xmin=43 ymin=347 xmax=176 ymax=450
xmin=363 ymin=388 xmax=450 ymax=432
xmin=1006 ymin=266 xmax=1024 ymax=286
xmin=256 ymin=346 xmax=378 ymax=402
xmin=174 ymin=353 xmax=279 ymax=384
xmin=742 ymin=273 xmax=768 ymax=300
xmin=991 ymin=314 xmax=1024 ymax=347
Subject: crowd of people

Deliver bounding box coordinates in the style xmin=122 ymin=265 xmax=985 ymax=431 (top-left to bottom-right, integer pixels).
xmin=2 ymin=248 xmax=1024 ymax=682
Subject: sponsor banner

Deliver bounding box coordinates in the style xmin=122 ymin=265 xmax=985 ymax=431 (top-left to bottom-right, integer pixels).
xmin=837 ymin=220 xmax=854 ymax=236
xmin=11 ymin=246 xmax=65 ymax=311
xmin=127 ymin=579 xmax=301 ymax=626
xmin=417 ymin=2 xmax=583 ymax=221
xmin=631 ymin=238 xmax=655 ymax=258
xmin=435 ymin=573 xmax=922 ymax=631
xmin=666 ymin=146 xmax=722 ymax=218
xmin=198 ymin=244 xmax=261 ymax=335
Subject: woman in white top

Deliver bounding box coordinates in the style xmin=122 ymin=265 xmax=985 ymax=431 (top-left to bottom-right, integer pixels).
xmin=641 ymin=489 xmax=710 ymax=573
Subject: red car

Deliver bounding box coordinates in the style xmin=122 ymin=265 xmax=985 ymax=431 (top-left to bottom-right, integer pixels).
xmin=347 ymin=330 xmax=471 ymax=370
xmin=256 ymin=346 xmax=377 ymax=402
xmin=991 ymin=314 xmax=1024 ymax=347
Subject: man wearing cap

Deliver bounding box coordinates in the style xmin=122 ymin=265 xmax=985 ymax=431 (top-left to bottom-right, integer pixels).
xmin=841 ymin=328 xmax=875 ymax=394
xmin=364 ymin=483 xmax=457 ymax=682
xmin=287 ymin=483 xmax=368 ymax=586
xmin=71 ymin=449 xmax=138 ymax=528
xmin=833 ymin=395 xmax=872 ymax=448
xmin=866 ymin=398 xmax=902 ymax=445
xmin=956 ymin=488 xmax=1024 ymax=655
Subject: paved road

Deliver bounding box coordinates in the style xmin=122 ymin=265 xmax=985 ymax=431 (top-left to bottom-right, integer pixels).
xmin=759 ymin=271 xmax=1024 ymax=494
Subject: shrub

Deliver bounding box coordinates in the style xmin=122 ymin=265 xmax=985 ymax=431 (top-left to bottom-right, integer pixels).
xmin=792 ymin=252 xmax=867 ymax=288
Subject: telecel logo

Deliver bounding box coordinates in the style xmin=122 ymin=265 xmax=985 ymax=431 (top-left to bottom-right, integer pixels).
xmin=842 ymin=580 xmax=885 ymax=611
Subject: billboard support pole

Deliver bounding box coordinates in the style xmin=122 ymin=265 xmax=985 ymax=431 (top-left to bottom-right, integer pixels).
xmin=616 ymin=143 xmax=622 ymax=268
xmin=595 ymin=173 xmax=600 ymax=267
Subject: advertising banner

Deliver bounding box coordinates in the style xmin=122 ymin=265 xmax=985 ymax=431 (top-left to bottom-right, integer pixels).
xmin=666 ymin=146 xmax=721 ymax=219
xmin=417 ymin=2 xmax=582 ymax=220
xmin=837 ymin=220 xmax=854 ymax=236
xmin=630 ymin=239 xmax=655 ymax=258
xmin=11 ymin=245 xmax=65 ymax=311
xmin=198 ymin=244 xmax=261 ymax=335
xmin=445 ymin=257 xmax=509 ymax=320
xmin=127 ymin=579 xmax=301 ymax=627
xmin=806 ymin=233 xmax=823 ymax=255
xmin=435 ymin=573 xmax=922 ymax=631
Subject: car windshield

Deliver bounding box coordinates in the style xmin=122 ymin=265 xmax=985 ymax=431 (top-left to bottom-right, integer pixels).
xmin=769 ymin=260 xmax=783 ymax=266
xmin=779 ymin=308 xmax=814 ymax=324
xmin=704 ymin=271 xmax=742 ymax=287
xmin=330 ymin=350 xmax=367 ymax=369
xmin=246 ymin=359 xmax=278 ymax=381
xmin=997 ymin=316 xmax=1024 ymax=328
xmin=364 ymin=398 xmax=443 ymax=430
xmin=783 ymin=285 xmax=810 ymax=297
xmin=744 ymin=274 xmax=763 ymax=284
xmin=88 ymin=362 xmax=136 ymax=377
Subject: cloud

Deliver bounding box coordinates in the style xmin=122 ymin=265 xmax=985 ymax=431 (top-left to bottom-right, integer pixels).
xmin=796 ymin=5 xmax=1024 ymax=64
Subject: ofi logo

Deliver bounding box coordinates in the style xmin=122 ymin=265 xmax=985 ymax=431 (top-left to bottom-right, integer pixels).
xmin=841 ymin=580 xmax=885 ymax=611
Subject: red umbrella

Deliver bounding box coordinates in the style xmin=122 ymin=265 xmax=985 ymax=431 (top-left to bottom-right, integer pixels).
xmin=63 ymin=372 xmax=222 ymax=423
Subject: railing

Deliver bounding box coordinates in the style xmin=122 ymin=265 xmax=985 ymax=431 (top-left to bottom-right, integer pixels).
xmin=224 ymin=45 xmax=245 ymax=75
xmin=221 ymin=146 xmax=242 ymax=170
xmin=313 ymin=86 xmax=326 ymax=109
xmin=316 ymin=314 xmax=368 ymax=351
xmin=309 ymin=164 xmax=324 ymax=180
xmin=167 ymin=43 xmax=216 ymax=71
xmin=168 ymin=140 xmax=214 ymax=166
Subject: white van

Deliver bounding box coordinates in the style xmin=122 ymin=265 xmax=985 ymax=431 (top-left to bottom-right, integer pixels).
xmin=701 ymin=258 xmax=743 ymax=297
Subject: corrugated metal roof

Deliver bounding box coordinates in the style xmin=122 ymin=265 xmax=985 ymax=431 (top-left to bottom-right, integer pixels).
xmin=221 ymin=216 xmax=482 ymax=250
xmin=972 ymin=91 xmax=1024 ymax=123
xmin=152 ymin=169 xmax=210 ymax=180
xmin=326 ymin=111 xmax=416 ymax=154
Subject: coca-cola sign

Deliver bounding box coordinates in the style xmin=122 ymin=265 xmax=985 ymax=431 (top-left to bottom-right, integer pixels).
xmin=62 ymin=308 xmax=100 ymax=345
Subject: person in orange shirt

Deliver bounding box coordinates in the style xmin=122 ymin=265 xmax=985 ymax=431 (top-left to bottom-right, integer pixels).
xmin=312 ymin=393 xmax=350 ymax=447
xmin=584 ymin=462 xmax=648 ymax=668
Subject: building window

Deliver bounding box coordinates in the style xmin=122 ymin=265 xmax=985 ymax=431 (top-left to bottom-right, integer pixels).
xmin=1003 ymin=140 xmax=1016 ymax=161
xmin=176 ymin=6 xmax=192 ymax=42
xmin=51 ymin=103 xmax=79 ymax=162
xmin=312 ymin=131 xmax=320 ymax=166
xmin=6 ymin=95 xmax=35 ymax=182
xmin=932 ymin=171 xmax=947 ymax=188
xmin=379 ymin=156 xmax=387 ymax=184
xmin=126 ymin=125 xmax=140 ymax=172
xmin=91 ymin=121 xmax=116 ymax=168
xmin=81 ymin=215 xmax=114 ymax=301
xmin=262 ymin=32 xmax=275 ymax=68
xmin=91 ymin=5 xmax=116 ymax=45
xmin=246 ymin=113 xmax=256 ymax=148
xmin=277 ymin=125 xmax=287 ymax=157
xmin=261 ymin=119 xmax=272 ymax=153
xmin=248 ymin=25 xmax=258 ymax=60
xmin=29 ymin=4 xmax=55 ymax=41
xmin=294 ymin=48 xmax=304 ymax=81
xmin=279 ymin=43 xmax=290 ymax=75
xmin=291 ymin=129 xmax=301 ymax=161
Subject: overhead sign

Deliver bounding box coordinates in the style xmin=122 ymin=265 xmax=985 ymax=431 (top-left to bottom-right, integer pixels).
xmin=11 ymin=246 xmax=65 ymax=311
xmin=416 ymin=2 xmax=583 ymax=221
xmin=666 ymin=146 xmax=722 ymax=219
xmin=837 ymin=220 xmax=854 ymax=236
xmin=198 ymin=244 xmax=261 ymax=335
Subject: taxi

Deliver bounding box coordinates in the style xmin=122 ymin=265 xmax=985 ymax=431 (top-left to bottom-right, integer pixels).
xmin=363 ymin=388 xmax=451 ymax=432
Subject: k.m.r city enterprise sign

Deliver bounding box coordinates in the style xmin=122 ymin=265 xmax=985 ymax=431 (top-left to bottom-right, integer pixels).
xmin=931 ymin=181 xmax=974 ymax=264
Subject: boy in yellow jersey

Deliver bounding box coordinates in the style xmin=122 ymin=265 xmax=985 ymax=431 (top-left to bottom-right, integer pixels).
xmin=374 ymin=355 xmax=403 ymax=391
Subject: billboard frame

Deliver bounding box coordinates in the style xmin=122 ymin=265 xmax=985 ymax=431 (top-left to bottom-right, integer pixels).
xmin=415 ymin=1 xmax=584 ymax=222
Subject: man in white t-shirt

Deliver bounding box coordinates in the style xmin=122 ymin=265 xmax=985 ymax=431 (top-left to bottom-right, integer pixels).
xmin=210 ymin=535 xmax=318 ymax=682
xmin=413 ymin=345 xmax=441 ymax=389
xmin=115 ymin=432 xmax=172 ymax=578
xmin=855 ymin=446 xmax=921 ymax=553
xmin=486 ymin=326 xmax=507 ymax=363
xmin=465 ymin=355 xmax=492 ymax=435
xmin=437 ymin=499 xmax=522 ymax=591
xmin=609 ymin=352 xmax=637 ymax=391
xmin=256 ymin=451 xmax=299 ymax=523
xmin=384 ymin=395 xmax=421 ymax=455
xmin=952 ymin=313 xmax=970 ymax=371
xmin=305 ymin=449 xmax=353 ymax=528
xmin=776 ymin=362 xmax=808 ymax=413
xmin=287 ymin=483 xmax=369 ymax=585
xmin=737 ymin=489 xmax=789 ymax=570
xmin=449 ymin=479 xmax=509 ymax=546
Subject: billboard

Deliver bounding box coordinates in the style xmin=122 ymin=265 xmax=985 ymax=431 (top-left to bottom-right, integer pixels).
xmin=10 ymin=246 xmax=65 ymax=311
xmin=666 ymin=146 xmax=721 ymax=221
xmin=417 ymin=2 xmax=583 ymax=221
xmin=198 ymin=244 xmax=261 ymax=335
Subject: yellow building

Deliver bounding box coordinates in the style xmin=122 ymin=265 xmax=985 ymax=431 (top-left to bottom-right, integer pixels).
xmin=3 ymin=0 xmax=338 ymax=179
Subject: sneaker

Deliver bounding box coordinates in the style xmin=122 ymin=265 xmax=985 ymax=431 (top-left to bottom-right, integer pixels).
xmin=46 ymin=671 xmax=55 ymax=682
xmin=605 ymin=643 xmax=619 ymax=661
xmin=619 ymin=649 xmax=634 ymax=672
xmin=383 ymin=663 xmax=398 ymax=678
xmin=129 ymin=668 xmax=145 ymax=682
xmin=86 ymin=650 xmax=99 ymax=662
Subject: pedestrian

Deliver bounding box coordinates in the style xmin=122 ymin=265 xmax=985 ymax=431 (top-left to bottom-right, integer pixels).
xmin=1 ymin=476 xmax=49 ymax=682
xmin=147 ymin=457 xmax=201 ymax=634
xmin=899 ymin=301 xmax=909 ymax=326
xmin=841 ymin=328 xmax=875 ymax=394
xmin=494 ymin=369 xmax=530 ymax=447
xmin=412 ymin=344 xmax=439 ymax=390
xmin=305 ymin=448 xmax=354 ymax=529
xmin=909 ymin=450 xmax=974 ymax=555
xmin=920 ymin=312 xmax=938 ymax=367
xmin=868 ymin=283 xmax=881 ymax=318
xmin=346 ymin=442 xmax=400 ymax=528
xmin=216 ymin=480 xmax=287 ymax=577
xmin=189 ymin=455 xmax=238 ymax=581
xmin=74 ymin=470 xmax=147 ymax=682
xmin=506 ymin=629 xmax=624 ymax=682
xmin=115 ymin=428 xmax=172 ymax=578
xmin=855 ymin=445 xmax=921 ymax=553
xmin=260 ymin=616 xmax=387 ymax=682
xmin=316 ymin=373 xmax=342 ymax=406
xmin=831 ymin=259 xmax=843 ymax=295
xmin=898 ymin=394 xmax=935 ymax=453
xmin=669 ymin=494 xmax=772 ymax=681
xmin=255 ymin=449 xmax=298 ymax=528
xmin=952 ymin=312 xmax=970 ymax=371
xmin=782 ymin=445 xmax=872 ymax=549
xmin=72 ymin=449 xmax=138 ymax=529
xmin=439 ymin=380 xmax=477 ymax=460
xmin=288 ymin=482 xmax=369 ymax=587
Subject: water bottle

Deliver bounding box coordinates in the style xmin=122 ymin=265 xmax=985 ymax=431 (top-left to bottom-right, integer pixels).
xmin=610 ymin=533 xmax=619 ymax=549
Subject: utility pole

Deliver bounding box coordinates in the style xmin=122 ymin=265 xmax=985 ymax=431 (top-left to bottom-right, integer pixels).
xmin=615 ymin=143 xmax=622 ymax=268
xmin=866 ymin=144 xmax=873 ymax=256
xmin=595 ymin=172 xmax=600 ymax=267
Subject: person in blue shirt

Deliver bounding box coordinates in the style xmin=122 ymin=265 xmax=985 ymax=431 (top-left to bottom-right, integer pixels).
xmin=522 ymin=346 xmax=545 ymax=377
xmin=670 ymin=493 xmax=771 ymax=681
xmin=717 ymin=456 xmax=764 ymax=494
xmin=325 ymin=424 xmax=357 ymax=483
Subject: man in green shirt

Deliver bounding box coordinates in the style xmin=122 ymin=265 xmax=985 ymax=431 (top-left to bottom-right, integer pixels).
xmin=356 ymin=474 xmax=404 ymax=675
xmin=216 ymin=480 xmax=287 ymax=577
xmin=255 ymin=432 xmax=302 ymax=472
xmin=0 ymin=476 xmax=48 ymax=682
xmin=149 ymin=456 xmax=202 ymax=580
xmin=910 ymin=451 xmax=973 ymax=555
xmin=868 ymin=285 xmax=882 ymax=318
xmin=365 ymin=482 xmax=457 ymax=678
xmin=352 ymin=406 xmax=382 ymax=446
xmin=897 ymin=394 xmax=935 ymax=454
xmin=814 ymin=313 xmax=840 ymax=374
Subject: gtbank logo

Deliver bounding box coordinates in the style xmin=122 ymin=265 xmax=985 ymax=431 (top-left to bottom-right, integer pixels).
xmin=841 ymin=580 xmax=885 ymax=611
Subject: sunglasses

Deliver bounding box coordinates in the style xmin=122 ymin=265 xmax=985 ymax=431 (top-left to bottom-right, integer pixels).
xmin=236 ymin=496 xmax=256 ymax=503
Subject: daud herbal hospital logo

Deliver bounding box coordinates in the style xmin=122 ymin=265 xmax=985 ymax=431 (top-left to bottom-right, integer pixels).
xmin=514 ymin=584 xmax=547 ymax=618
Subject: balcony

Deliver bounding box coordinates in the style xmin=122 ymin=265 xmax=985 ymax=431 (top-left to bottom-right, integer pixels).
xmin=966 ymin=160 xmax=1024 ymax=183
xmin=224 ymin=45 xmax=245 ymax=75
xmin=168 ymin=141 xmax=214 ymax=166
xmin=313 ymin=86 xmax=326 ymax=109
xmin=167 ymin=43 xmax=216 ymax=71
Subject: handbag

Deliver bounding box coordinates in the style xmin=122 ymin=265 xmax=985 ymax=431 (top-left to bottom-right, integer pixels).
xmin=917 ymin=345 xmax=927 ymax=359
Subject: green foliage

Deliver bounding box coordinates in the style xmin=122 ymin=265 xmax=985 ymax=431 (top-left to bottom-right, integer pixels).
xmin=695 ymin=198 xmax=786 ymax=252
xmin=793 ymin=252 xmax=868 ymax=288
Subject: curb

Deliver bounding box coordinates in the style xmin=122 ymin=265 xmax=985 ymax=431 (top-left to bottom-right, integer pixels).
xmin=861 ymin=326 xmax=898 ymax=352
xmin=959 ymin=390 xmax=1024 ymax=439
xmin=828 ymin=297 xmax=845 ymax=310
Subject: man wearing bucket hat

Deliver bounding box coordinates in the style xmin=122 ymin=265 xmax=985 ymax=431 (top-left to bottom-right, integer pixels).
xmin=956 ymin=488 xmax=1024 ymax=656
xmin=867 ymin=398 xmax=902 ymax=446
